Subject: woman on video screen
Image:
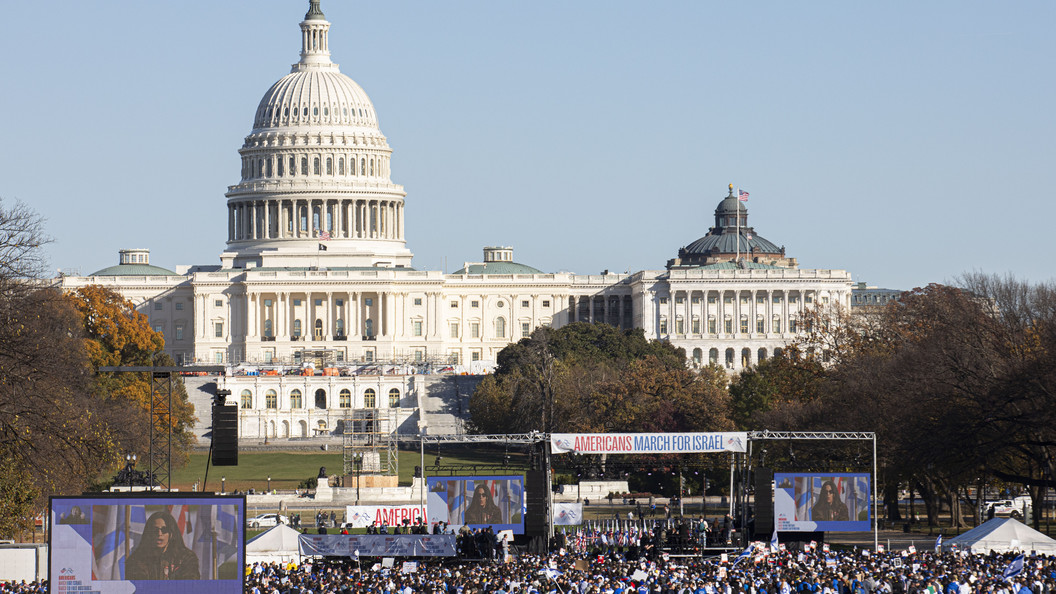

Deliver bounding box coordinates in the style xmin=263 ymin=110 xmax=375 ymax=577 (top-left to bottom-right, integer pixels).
xmin=811 ymin=480 xmax=849 ymax=522
xmin=126 ymin=510 xmax=201 ymax=580
xmin=464 ymin=482 xmax=503 ymax=525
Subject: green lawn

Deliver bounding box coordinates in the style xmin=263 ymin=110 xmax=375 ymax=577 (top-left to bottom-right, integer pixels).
xmin=171 ymin=446 xmax=529 ymax=493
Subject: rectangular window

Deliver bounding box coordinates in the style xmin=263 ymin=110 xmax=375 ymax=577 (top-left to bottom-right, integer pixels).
xmin=215 ymin=299 xmax=223 ymax=307
xmin=772 ymin=295 xmax=782 ymax=304
xmin=724 ymin=319 xmax=733 ymax=334
xmin=708 ymin=318 xmax=716 ymax=334
xmin=214 ymin=351 xmax=224 ymax=364
xmin=448 ymin=350 xmax=460 ymax=364
xmin=805 ymin=295 xmax=814 ymax=304
xmin=822 ymin=296 xmax=829 ymax=304
xmin=264 ymin=351 xmax=274 ymax=363
xmin=471 ymin=350 xmax=481 ymax=362
xmin=724 ymin=296 xmax=733 ymax=304
xmin=789 ymin=319 xmax=798 ymax=333
xmin=741 ymin=297 xmax=749 ymax=305
xmin=790 ymin=295 xmax=799 ymax=304
xmin=471 ymin=322 xmax=480 ymax=338
xmin=757 ymin=318 xmax=765 ymax=333
xmin=336 ymin=299 xmax=344 ymax=307
xmin=450 ymin=323 xmax=459 ymax=338
xmin=675 ymin=296 xmax=685 ymax=304
xmin=154 ymin=302 xmax=163 ymax=311
xmin=692 ymin=296 xmax=701 ymax=304
xmin=542 ymin=300 xmax=550 ymax=307
xmin=364 ymin=350 xmax=374 ymax=362
xmin=659 ymin=318 xmax=668 ymax=334
xmin=293 ymin=299 xmax=302 ymax=306
xmin=471 ymin=300 xmax=479 ymax=308
xmin=314 ymin=299 xmax=323 ymax=306
xmin=692 ymin=318 xmax=701 ymax=334
xmin=175 ymin=325 xmax=184 ymax=340
xmin=414 ymin=298 xmax=423 ymax=306
xmin=414 ymin=350 xmax=424 ymax=363
xmin=659 ymin=297 xmax=668 ymax=305
xmin=413 ymin=320 xmax=423 ymax=336
xmin=521 ymin=300 xmax=530 ymax=308
xmin=522 ymin=322 xmax=531 ymax=337
xmin=772 ymin=317 xmax=781 ymax=333
xmin=175 ymin=302 xmax=184 ymax=311
xmin=757 ymin=296 xmax=766 ymax=304
xmin=708 ymin=295 xmax=716 ymax=304
xmin=365 ymin=298 xmax=373 ymax=306
xmin=214 ymin=322 xmax=223 ymax=337
xmin=675 ymin=318 xmax=684 ymax=334
xmin=450 ymin=301 xmax=458 ymax=308
xmin=264 ymin=299 xmax=272 ymax=307
xmin=740 ymin=318 xmax=749 ymax=333
xmin=153 ymin=324 xmax=163 ymax=333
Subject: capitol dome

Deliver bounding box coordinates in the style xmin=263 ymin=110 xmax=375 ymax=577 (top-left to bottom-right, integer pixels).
xmin=222 ymin=0 xmax=412 ymax=270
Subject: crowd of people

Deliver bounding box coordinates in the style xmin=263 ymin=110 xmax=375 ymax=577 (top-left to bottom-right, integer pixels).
xmin=243 ymin=544 xmax=1053 ymax=594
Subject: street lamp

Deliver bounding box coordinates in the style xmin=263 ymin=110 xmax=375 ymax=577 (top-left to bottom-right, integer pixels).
xmin=267 ymin=475 xmax=272 ymax=493
xmin=354 ymin=453 xmax=363 ymax=505
xmin=221 ymin=476 xmax=226 ymax=494
xmin=125 ymin=454 xmax=137 ymax=490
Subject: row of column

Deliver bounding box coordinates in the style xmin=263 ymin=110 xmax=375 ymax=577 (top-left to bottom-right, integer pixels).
xmin=658 ymin=289 xmax=816 ymax=335
xmin=244 ymin=291 xmax=402 ymax=342
xmin=569 ymin=294 xmax=633 ymax=329
xmin=228 ymin=198 xmax=404 ymax=242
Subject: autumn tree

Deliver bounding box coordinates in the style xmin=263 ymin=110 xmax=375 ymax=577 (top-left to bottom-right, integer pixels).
xmin=67 ymin=286 xmax=197 ymax=465
xmin=0 ymin=200 xmax=126 ymax=537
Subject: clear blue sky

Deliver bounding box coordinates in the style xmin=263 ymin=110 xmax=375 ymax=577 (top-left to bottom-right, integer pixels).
xmin=3 ymin=1 xmax=1053 ymax=290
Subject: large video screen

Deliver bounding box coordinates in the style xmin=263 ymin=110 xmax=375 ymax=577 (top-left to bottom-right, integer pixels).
xmin=426 ymin=476 xmax=524 ymax=534
xmin=773 ymin=473 xmax=871 ymax=532
xmin=50 ymin=494 xmax=244 ymax=594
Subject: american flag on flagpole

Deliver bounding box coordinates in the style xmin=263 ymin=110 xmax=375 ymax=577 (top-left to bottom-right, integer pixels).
xmin=738 ymin=189 xmax=749 ymax=201
xmin=319 ymin=230 xmax=331 ymax=240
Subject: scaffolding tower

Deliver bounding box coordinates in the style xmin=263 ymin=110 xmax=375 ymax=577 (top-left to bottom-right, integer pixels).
xmin=343 ymin=407 xmax=399 ymax=478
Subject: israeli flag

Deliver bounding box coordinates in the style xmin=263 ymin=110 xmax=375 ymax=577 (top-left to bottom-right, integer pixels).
xmin=934 ymin=534 xmax=942 ymax=552
xmin=1002 ymin=554 xmax=1025 ymax=581
xmin=733 ymin=542 xmax=756 ymax=565
xmin=771 ymin=528 xmax=779 ymax=553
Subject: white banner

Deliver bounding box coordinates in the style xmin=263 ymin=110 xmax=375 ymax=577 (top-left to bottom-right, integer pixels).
xmin=298 ymin=534 xmax=456 ymax=557
xmin=345 ymin=505 xmax=427 ymax=528
xmin=553 ymin=502 xmax=583 ymax=525
xmin=550 ymin=432 xmax=747 ymax=454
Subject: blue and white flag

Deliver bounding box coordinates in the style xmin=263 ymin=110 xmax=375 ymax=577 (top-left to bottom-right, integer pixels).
xmin=934 ymin=534 xmax=942 ymax=552
xmin=1003 ymin=554 xmax=1025 ymax=580
xmin=733 ymin=542 xmax=756 ymax=565
xmin=771 ymin=528 xmax=780 ymax=553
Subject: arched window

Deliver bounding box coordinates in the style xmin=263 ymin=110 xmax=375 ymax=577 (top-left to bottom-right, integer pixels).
xmin=709 ymin=348 xmax=719 ymax=365
xmin=741 ymin=348 xmax=751 ymax=368
xmin=326 ymin=157 xmax=333 ymax=175
xmin=265 ymin=159 xmax=272 ymax=177
xmin=315 ymin=388 xmax=326 ymax=409
xmin=240 ymin=389 xmax=253 ymax=409
xmin=264 ymin=319 xmax=273 ymax=338
xmin=314 ymin=319 xmax=323 ymax=340
xmin=335 ymin=319 xmax=345 ymax=338
xmin=290 ymin=389 xmax=302 ymax=409
xmin=265 ymin=389 xmax=277 ymax=409
xmin=293 ymin=319 xmax=302 ymax=338
xmin=495 ymin=317 xmax=506 ymax=338
xmin=289 ymin=156 xmax=296 ymax=176
xmin=277 ymin=158 xmax=284 ymax=176
xmin=758 ymin=348 xmax=768 ymax=362
xmin=313 ymin=157 xmax=320 ymax=175
xmin=360 ymin=158 xmax=365 ymax=176
xmin=364 ymin=319 xmax=374 ymax=338
xmin=389 ymin=388 xmax=400 ymax=408
xmin=338 ymin=157 xmax=344 ymax=175
xmin=339 ymin=389 xmax=351 ymax=408
xmin=257 ymin=159 xmax=263 ymax=177
xmin=364 ymin=388 xmax=376 ymax=408
xmin=725 ymin=348 xmax=735 ymax=368
xmin=774 ymin=347 xmax=784 ymax=358
xmin=301 ymin=157 xmax=308 ymax=175
xmin=692 ymin=348 xmax=703 ymax=366
xmin=370 ymin=159 xmax=374 ymax=176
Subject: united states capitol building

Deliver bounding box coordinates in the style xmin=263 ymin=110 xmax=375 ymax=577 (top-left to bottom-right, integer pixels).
xmin=55 ymin=2 xmax=853 ymax=441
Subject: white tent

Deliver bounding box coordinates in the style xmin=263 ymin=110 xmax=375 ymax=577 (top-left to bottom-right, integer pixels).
xmin=246 ymin=524 xmax=303 ymax=565
xmin=940 ymin=517 xmax=1056 ymax=554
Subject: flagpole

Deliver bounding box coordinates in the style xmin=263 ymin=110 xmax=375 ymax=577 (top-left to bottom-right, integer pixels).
xmin=734 ymin=184 xmax=740 ymax=262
